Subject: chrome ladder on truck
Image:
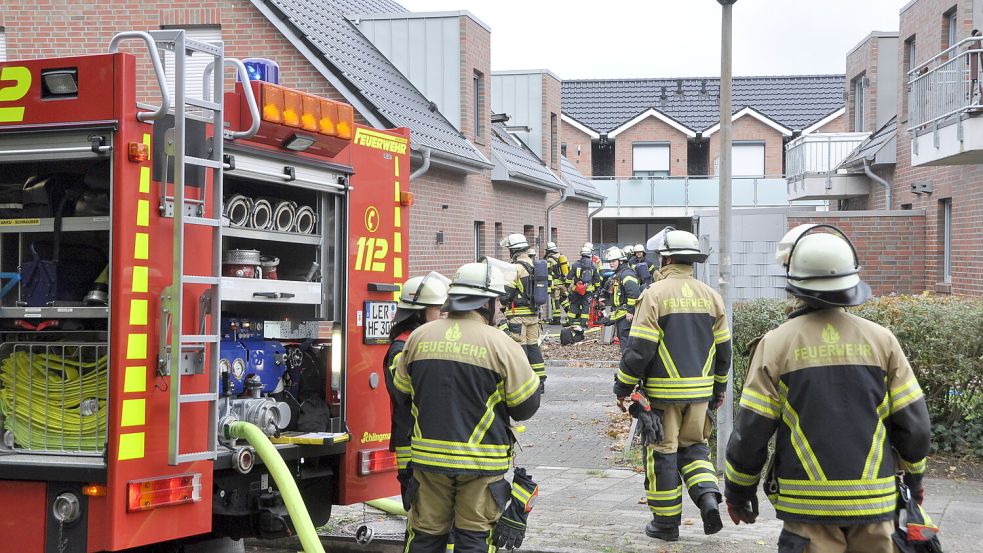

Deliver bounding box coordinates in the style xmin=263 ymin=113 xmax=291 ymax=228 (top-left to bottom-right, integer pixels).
xmin=114 ymin=30 xmax=260 ymax=466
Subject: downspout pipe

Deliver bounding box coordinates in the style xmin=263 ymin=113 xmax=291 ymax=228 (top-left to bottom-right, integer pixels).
xmin=588 ymin=199 xmax=606 ymax=243
xmin=545 ymin=186 xmax=570 ymax=243
xmin=864 ymin=159 xmax=892 ymax=209
xmin=410 ymin=147 xmax=432 ymax=181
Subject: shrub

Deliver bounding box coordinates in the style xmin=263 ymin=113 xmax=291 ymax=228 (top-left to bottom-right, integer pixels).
xmin=730 ymin=295 xmax=983 ymax=458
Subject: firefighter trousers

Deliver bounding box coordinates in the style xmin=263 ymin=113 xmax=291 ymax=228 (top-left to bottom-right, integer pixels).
xmin=642 ymin=401 xmax=719 ymax=527
xmin=405 ymin=470 xmax=507 ymax=553
xmin=778 ymin=520 xmax=894 ymax=553
xmin=550 ymin=285 xmax=568 ymax=321
xmin=565 ymin=292 xmax=590 ymax=327
xmin=615 ymin=315 xmax=631 ymax=353
xmin=508 ymin=315 xmax=545 ymax=381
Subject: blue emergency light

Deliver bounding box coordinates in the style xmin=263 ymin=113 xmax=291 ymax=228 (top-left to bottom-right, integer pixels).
xmin=239 ymin=58 xmax=280 ymax=85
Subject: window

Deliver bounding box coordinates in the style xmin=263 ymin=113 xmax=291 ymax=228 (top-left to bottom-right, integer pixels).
xmin=560 ymin=142 xmax=568 ymax=157
xmin=474 ymin=221 xmax=485 ymax=261
xmin=537 ymin=226 xmax=545 ymax=249
xmin=853 ymin=76 xmax=866 ymax=132
xmin=550 ymin=113 xmax=559 ymax=167
xmin=945 ymin=8 xmax=959 ymax=49
xmin=163 ymin=26 xmax=222 ymax=102
xmin=902 ymin=36 xmax=916 ymax=121
xmin=473 ymin=71 xmax=484 ymax=140
xmin=0 ymin=27 xmax=6 ymax=62
xmin=617 ymin=223 xmax=647 ymax=244
xmin=941 ymin=199 xmax=952 ymax=282
xmin=732 ymin=142 xmax=766 ymax=176
xmin=523 ymin=225 xmax=535 ymax=248
xmin=551 ymin=227 xmax=558 ymax=245
xmin=632 ymin=143 xmax=670 ymax=177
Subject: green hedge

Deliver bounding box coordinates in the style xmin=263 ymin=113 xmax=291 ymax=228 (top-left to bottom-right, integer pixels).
xmin=732 ymin=296 xmax=983 ymax=458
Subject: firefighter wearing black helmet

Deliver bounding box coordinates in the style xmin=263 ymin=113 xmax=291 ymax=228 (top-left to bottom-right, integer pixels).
xmin=724 ymin=225 xmax=932 ymax=553
xmin=392 ymin=260 xmax=542 ymax=553
xmin=613 ymin=229 xmax=730 ymax=542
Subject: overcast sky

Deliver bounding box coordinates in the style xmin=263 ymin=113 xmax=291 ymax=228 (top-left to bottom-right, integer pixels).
xmin=398 ymin=0 xmax=909 ymax=79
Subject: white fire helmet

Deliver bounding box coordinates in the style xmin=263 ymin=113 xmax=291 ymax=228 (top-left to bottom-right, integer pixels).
xmin=779 ymin=224 xmax=871 ymax=307
xmin=500 ymin=233 xmax=530 ymax=253
xmin=647 ymin=228 xmax=708 ymax=263
xmin=580 ymin=242 xmax=594 ymax=256
xmin=603 ymin=246 xmax=627 ymax=263
xmin=397 ymin=272 xmax=450 ymax=310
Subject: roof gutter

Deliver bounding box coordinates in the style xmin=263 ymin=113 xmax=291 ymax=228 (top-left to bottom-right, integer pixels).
xmin=410 ymin=147 xmax=432 ymax=181
xmin=545 ymin=186 xmax=570 ymax=243
xmin=864 ymin=159 xmax=892 ymax=208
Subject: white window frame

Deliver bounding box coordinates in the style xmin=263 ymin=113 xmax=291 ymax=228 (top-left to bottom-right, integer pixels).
xmin=632 ymin=142 xmax=670 ymax=177
xmin=854 ymin=77 xmax=866 ymax=132
xmin=163 ymin=26 xmax=222 ymax=102
xmin=0 ymin=27 xmax=7 ymax=62
xmin=732 ymin=141 xmax=766 ymax=177
xmin=946 ymin=9 xmax=959 ymax=49
xmin=942 ymin=199 xmax=953 ymax=282
xmin=474 ymin=221 xmax=484 ymax=262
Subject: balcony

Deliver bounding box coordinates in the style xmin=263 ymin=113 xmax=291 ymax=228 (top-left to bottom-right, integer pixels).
xmin=908 ymin=37 xmax=983 ymax=166
xmin=589 ymin=176 xmax=824 ymax=218
xmin=784 ymin=132 xmax=871 ymax=201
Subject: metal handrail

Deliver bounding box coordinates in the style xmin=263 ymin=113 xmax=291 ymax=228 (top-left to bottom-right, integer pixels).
xmin=587 ymin=175 xmax=801 ymax=209
xmin=785 ymin=133 xmax=869 ymax=180
xmin=108 ymin=31 xmax=171 ymax=122
xmin=907 ymin=36 xmax=983 ymax=131
xmin=203 ymin=58 xmax=261 ymax=140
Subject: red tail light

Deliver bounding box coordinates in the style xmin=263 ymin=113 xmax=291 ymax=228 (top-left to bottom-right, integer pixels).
xmin=127 ymin=474 xmax=202 ymax=512
xmin=358 ymin=449 xmax=397 ymax=476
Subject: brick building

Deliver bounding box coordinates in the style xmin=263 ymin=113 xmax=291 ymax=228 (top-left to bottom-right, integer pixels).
xmin=0 ymin=0 xmax=601 ymax=277
xmin=804 ymin=0 xmax=983 ymax=295
xmin=559 ymin=76 xmax=847 ymax=245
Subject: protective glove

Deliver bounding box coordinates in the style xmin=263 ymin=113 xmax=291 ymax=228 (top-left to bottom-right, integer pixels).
xmin=628 ymin=401 xmax=664 ymax=446
xmin=398 ymin=470 xmax=416 ymax=512
xmin=709 ymin=383 xmax=727 ymax=410
xmin=492 ymin=467 xmax=539 ymax=551
xmin=726 ymin=495 xmax=759 ymax=525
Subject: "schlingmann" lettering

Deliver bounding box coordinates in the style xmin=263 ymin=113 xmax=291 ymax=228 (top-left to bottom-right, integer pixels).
xmin=361 ymin=432 xmax=391 ymax=444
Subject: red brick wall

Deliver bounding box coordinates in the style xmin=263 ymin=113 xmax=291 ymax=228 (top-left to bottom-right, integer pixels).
xmin=613 ymin=116 xmax=689 ymax=177
xmin=787 ymin=211 xmax=927 ymax=296
xmin=846 ymin=36 xmax=880 ymax=133
xmin=542 ymin=73 xmax=562 ymax=171
xmin=707 ymin=115 xmax=785 ymax=176
xmin=561 ymin=120 xmax=594 ymax=177
xmin=890 ymin=0 xmax=983 ymax=294
xmin=460 ymin=15 xmax=492 ymax=159
xmin=816 ymin=111 xmax=848 ymax=133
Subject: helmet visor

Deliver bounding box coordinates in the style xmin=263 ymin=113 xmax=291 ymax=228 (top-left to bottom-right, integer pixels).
xmin=408 ymin=271 xmax=451 ymax=306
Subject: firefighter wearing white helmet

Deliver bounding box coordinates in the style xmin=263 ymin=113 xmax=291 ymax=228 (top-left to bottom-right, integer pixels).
xmin=626 ymin=243 xmax=654 ymax=288
xmin=384 ymin=272 xmax=451 ymax=507
xmin=725 ymin=225 xmax=931 ymax=552
xmin=392 ymin=260 xmax=541 ymax=553
xmin=499 ymin=233 xmax=547 ymax=388
xmin=544 ymin=241 xmax=569 ymax=323
xmin=615 ymin=228 xmax=729 ymax=542
xmin=565 ymin=242 xmax=599 ymax=328
xmin=603 ymin=246 xmax=641 ymax=353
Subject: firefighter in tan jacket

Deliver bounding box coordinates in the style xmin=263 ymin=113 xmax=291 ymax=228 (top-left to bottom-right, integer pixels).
xmin=614 ymin=230 xmax=731 ymax=542
xmin=392 ymin=260 xmax=542 ymax=553
xmin=500 ymin=233 xmax=546 ymax=388
xmin=724 ymin=225 xmax=932 ymax=553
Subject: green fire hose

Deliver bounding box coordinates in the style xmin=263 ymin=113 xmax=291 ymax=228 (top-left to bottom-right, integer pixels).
xmin=226 ymin=421 xmax=325 ymax=553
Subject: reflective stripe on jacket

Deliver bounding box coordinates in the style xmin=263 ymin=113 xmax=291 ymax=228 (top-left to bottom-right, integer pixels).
xmin=724 ymin=306 xmax=931 ymax=525
xmin=504 ymin=253 xmax=537 ymax=317
xmin=610 ymin=265 xmax=641 ymax=322
xmin=392 ymin=311 xmax=541 ymax=475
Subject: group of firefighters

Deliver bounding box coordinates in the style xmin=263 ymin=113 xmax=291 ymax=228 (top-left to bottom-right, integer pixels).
xmin=382 ymin=224 xmax=935 ymax=553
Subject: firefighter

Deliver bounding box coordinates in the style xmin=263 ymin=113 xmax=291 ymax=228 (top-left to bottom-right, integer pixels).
xmin=613 ymin=230 xmax=730 ymax=542
xmin=603 ymin=246 xmax=640 ymax=353
xmin=392 ymin=260 xmax=542 ymax=553
xmin=384 ymin=272 xmax=450 ymax=508
xmin=724 ymin=225 xmax=931 ymax=553
xmin=500 ymin=233 xmax=547 ymax=389
xmin=565 ymin=242 xmax=598 ymax=328
xmin=631 ymin=243 xmax=654 ymax=288
xmin=544 ymin=241 xmax=568 ymax=323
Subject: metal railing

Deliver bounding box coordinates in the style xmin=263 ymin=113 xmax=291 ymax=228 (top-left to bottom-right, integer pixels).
xmin=908 ymin=36 xmax=983 ymax=132
xmin=588 ymin=175 xmax=824 ymax=212
xmin=785 ymin=133 xmax=870 ymax=179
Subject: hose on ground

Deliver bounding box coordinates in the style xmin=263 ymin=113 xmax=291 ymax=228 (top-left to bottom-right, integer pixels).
xmin=225 ymin=421 xmax=325 ymax=553
xmin=365 ymin=498 xmax=407 ymax=517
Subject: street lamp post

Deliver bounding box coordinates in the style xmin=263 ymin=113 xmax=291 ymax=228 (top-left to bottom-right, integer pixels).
xmin=716 ymin=0 xmax=736 ymax=473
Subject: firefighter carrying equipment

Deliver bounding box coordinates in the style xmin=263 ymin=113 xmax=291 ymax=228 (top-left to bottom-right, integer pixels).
xmin=0 ymin=350 xmax=108 ymax=451
xmin=723 ymin=305 xmax=932 ymax=527
xmin=492 ymin=467 xmax=539 ymax=550
xmin=545 ymin=241 xmax=559 ymax=254
xmin=627 ymin=392 xmax=664 ymax=446
xmin=615 ymin=263 xmax=731 ymax=404
xmin=443 ymin=258 xmax=514 ymax=313
xmin=500 ymin=251 xmax=546 ymax=382
xmin=779 ymin=224 xmax=872 ymax=308
xmin=565 ymin=253 xmax=598 ymax=327
xmin=893 ymin=477 xmax=943 ymax=553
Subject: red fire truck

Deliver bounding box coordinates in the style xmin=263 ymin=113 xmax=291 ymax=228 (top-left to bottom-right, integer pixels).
xmin=0 ymin=30 xmax=406 ymax=552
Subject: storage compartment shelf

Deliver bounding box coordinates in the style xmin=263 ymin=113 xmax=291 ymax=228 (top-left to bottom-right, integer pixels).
xmin=0 ymin=306 xmax=109 ymax=319
xmin=0 ymin=216 xmax=111 ymax=234
xmin=224 ymin=225 xmax=321 ymax=245
xmin=220 ymin=277 xmax=321 ymax=304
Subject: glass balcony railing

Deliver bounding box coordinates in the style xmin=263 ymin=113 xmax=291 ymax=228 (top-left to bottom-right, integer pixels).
xmin=588 ymin=176 xmax=822 ymax=209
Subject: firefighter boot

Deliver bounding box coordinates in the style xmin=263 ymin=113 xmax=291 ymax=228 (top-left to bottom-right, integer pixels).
xmin=698 ymin=491 xmax=723 ymax=535
xmin=644 ymin=520 xmax=680 ymax=542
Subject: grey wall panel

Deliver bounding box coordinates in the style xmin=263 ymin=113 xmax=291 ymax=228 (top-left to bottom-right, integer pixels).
xmin=492 ymin=73 xmax=543 ymax=159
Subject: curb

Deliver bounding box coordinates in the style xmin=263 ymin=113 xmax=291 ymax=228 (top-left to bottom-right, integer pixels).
xmin=545 ymin=360 xmax=618 ymax=368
